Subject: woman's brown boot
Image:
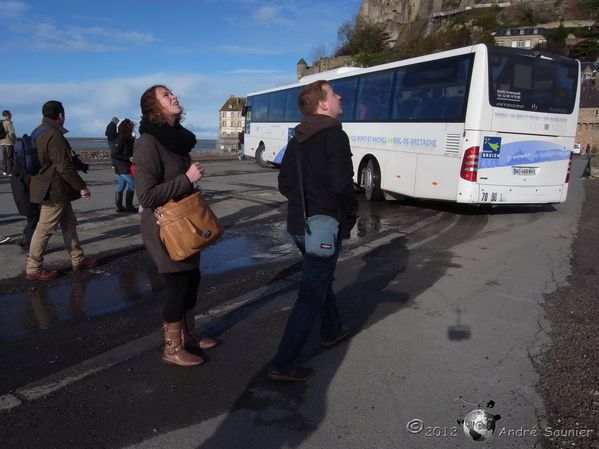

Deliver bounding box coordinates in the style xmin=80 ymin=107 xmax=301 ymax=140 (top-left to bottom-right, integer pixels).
xmin=163 ymin=321 xmax=204 ymax=367
xmin=183 ymin=310 xmax=218 ymax=350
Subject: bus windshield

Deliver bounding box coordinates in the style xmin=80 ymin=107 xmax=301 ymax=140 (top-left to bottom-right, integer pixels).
xmin=488 ymin=47 xmax=579 ymax=114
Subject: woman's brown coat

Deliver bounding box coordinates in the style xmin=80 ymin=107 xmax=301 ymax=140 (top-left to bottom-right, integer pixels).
xmin=133 ymin=133 xmax=199 ymax=273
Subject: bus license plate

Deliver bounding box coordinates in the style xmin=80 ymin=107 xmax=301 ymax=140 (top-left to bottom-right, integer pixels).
xmin=512 ymin=167 xmax=537 ymax=176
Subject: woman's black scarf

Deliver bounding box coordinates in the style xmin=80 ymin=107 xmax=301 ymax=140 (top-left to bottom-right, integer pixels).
xmin=139 ymin=119 xmax=196 ymax=156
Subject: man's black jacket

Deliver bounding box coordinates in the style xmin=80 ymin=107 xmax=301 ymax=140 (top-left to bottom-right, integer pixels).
xmin=278 ymin=114 xmax=357 ymax=239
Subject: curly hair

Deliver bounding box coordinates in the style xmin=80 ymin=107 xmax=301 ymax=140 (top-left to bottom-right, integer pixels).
xmin=139 ymin=85 xmax=185 ymax=125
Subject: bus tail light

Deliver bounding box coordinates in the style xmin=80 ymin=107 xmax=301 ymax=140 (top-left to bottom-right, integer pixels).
xmin=565 ymin=151 xmax=573 ymax=183
xmin=460 ymin=146 xmax=480 ymax=182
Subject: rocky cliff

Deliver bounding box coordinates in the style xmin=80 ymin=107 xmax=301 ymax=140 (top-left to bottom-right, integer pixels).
xmin=357 ymin=0 xmax=566 ymax=41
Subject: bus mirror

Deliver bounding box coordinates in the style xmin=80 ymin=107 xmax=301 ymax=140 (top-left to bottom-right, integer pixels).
xmin=242 ymin=105 xmax=249 ymax=117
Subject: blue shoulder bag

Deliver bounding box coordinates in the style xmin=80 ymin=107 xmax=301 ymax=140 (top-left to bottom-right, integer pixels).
xmin=295 ymin=146 xmax=339 ymax=258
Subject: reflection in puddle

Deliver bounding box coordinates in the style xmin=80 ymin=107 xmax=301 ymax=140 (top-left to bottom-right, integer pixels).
xmin=0 ymin=272 xmax=152 ymax=340
xmin=0 ymin=229 xmax=294 ymax=340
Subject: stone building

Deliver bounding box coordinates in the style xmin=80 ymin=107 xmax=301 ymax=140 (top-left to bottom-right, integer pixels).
xmin=577 ymin=63 xmax=599 ymax=151
xmin=297 ymin=56 xmax=356 ymax=79
xmin=492 ymin=27 xmax=548 ymax=48
xmin=218 ymin=95 xmax=245 ymax=152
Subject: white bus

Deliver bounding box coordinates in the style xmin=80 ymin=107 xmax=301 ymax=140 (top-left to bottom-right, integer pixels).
xmin=243 ymin=44 xmax=581 ymax=204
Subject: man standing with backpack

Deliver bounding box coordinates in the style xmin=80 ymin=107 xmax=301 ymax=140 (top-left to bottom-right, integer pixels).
xmin=1 ymin=110 xmax=16 ymax=176
xmin=25 ymin=100 xmax=98 ymax=280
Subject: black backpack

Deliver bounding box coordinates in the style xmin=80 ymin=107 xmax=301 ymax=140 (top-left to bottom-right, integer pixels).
xmin=0 ymin=120 xmax=7 ymax=140
xmin=14 ymin=125 xmax=52 ymax=174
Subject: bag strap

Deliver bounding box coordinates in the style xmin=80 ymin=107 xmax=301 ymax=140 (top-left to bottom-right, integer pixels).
xmin=294 ymin=144 xmax=312 ymax=235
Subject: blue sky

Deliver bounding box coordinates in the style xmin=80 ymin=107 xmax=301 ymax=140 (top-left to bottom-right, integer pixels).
xmin=0 ymin=0 xmax=361 ymax=138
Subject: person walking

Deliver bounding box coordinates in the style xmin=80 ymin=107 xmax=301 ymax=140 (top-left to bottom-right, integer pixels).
xmin=25 ymin=100 xmax=98 ymax=281
xmin=133 ymin=84 xmax=217 ymax=367
xmin=238 ymin=129 xmax=245 ymax=160
xmin=1 ymin=110 xmax=16 ymax=176
xmin=111 ymin=119 xmax=137 ymax=212
xmin=267 ymin=80 xmax=358 ymax=382
xmin=581 ymin=144 xmax=593 ymax=178
xmin=105 ymin=116 xmax=119 ymax=153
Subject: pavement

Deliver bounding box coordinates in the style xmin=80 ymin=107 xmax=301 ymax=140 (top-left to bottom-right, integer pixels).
xmin=1 ymin=155 xmax=597 ymax=449
xmin=0 ymin=155 xmax=238 ymax=281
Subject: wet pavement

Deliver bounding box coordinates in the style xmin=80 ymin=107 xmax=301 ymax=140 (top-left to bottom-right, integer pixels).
xmin=0 ymin=160 xmax=439 ymax=340
xmin=0 ymin=157 xmax=594 ymax=449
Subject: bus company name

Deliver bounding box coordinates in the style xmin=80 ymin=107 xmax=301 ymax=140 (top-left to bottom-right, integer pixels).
xmin=351 ymin=135 xmax=437 ymax=148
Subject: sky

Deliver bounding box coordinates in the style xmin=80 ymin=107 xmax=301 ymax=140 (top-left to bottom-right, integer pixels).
xmin=0 ymin=0 xmax=361 ymax=138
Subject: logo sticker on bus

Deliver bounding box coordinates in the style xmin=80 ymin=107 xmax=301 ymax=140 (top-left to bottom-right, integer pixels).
xmin=482 ymin=137 xmax=501 ymax=159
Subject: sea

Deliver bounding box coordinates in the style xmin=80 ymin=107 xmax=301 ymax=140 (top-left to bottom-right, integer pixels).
xmin=68 ymin=138 xmax=218 ymax=153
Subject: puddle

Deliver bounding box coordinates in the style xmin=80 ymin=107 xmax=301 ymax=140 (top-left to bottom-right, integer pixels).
xmin=0 ymin=202 xmax=417 ymax=340
xmin=0 ymin=226 xmax=295 ymax=340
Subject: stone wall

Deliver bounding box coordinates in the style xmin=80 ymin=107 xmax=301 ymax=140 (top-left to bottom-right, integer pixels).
xmin=297 ymin=55 xmax=356 ymax=79
xmin=577 ymin=107 xmax=599 ymax=151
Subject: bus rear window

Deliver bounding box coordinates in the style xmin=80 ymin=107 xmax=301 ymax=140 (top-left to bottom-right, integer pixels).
xmin=488 ymin=48 xmax=578 ymax=114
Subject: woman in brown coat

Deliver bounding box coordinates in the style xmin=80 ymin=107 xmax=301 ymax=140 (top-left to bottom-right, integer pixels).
xmin=133 ymin=85 xmax=217 ymax=367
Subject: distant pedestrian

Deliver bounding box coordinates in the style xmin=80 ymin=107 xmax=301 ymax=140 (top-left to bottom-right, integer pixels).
xmin=267 ymin=80 xmax=358 ymax=382
xmin=111 ymin=119 xmax=137 ymax=212
xmin=1 ymin=110 xmax=16 ymax=176
xmin=581 ymin=144 xmax=592 ymax=178
xmin=133 ymin=84 xmax=217 ymax=367
xmin=25 ymin=100 xmax=98 ymax=281
xmin=105 ymin=116 xmax=119 ymax=153
xmin=238 ymin=129 xmax=245 ymax=160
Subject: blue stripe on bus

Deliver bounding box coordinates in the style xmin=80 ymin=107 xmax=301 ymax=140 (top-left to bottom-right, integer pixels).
xmin=478 ymin=140 xmax=570 ymax=169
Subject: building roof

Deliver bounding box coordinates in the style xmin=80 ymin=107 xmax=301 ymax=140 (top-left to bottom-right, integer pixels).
xmin=219 ymin=95 xmax=246 ymax=112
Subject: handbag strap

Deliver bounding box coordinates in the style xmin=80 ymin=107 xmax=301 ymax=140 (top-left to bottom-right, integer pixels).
xmin=294 ymin=144 xmax=312 ymax=235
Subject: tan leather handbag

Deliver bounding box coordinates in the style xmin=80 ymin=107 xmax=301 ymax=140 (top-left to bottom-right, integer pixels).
xmin=154 ymin=189 xmax=223 ymax=261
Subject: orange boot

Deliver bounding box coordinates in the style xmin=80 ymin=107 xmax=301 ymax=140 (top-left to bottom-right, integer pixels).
xmin=183 ymin=310 xmax=218 ymax=350
xmin=163 ymin=321 xmax=204 ymax=367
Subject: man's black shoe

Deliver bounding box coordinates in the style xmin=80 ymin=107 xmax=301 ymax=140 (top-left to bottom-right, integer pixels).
xmin=267 ymin=366 xmax=314 ymax=382
xmin=321 ymin=326 xmax=350 ymax=349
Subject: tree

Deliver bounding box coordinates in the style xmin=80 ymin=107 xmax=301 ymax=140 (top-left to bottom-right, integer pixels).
xmin=335 ymin=17 xmax=391 ymax=58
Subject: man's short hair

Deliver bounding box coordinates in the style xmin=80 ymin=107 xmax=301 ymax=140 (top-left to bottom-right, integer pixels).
xmin=42 ymin=101 xmax=64 ymax=120
xmin=2 ymin=110 xmax=10 ymax=117
xmin=298 ymin=80 xmax=329 ymax=116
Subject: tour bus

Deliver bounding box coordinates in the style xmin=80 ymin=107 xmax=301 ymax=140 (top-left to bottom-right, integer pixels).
xmin=243 ymin=44 xmax=581 ymax=204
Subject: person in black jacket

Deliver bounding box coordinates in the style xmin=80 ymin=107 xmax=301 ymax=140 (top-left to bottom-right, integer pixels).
xmin=111 ymin=119 xmax=137 ymax=212
xmin=10 ymin=142 xmax=40 ymax=254
xmin=105 ymin=116 xmax=119 ymax=152
xmin=267 ymin=80 xmax=358 ymax=382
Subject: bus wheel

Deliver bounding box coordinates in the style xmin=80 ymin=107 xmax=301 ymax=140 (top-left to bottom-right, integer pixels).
xmin=256 ymin=144 xmax=270 ymax=168
xmin=364 ymin=159 xmax=384 ymax=201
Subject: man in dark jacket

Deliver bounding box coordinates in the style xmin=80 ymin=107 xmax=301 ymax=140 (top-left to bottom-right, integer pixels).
xmin=25 ymin=100 xmax=97 ymax=281
xmin=267 ymin=80 xmax=358 ymax=382
xmin=10 ymin=153 xmax=40 ymax=255
xmin=105 ymin=116 xmax=119 ymax=152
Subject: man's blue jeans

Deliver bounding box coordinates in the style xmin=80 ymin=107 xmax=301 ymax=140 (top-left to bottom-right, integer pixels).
xmin=269 ymin=234 xmax=344 ymax=372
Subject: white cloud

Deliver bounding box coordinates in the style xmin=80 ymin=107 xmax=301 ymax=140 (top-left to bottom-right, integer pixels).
xmin=0 ymin=0 xmax=29 ymax=16
xmin=253 ymin=5 xmax=292 ymax=25
xmin=219 ymin=44 xmax=283 ymax=56
xmin=226 ymin=68 xmax=280 ymax=74
xmin=0 ymin=69 xmax=297 ymax=138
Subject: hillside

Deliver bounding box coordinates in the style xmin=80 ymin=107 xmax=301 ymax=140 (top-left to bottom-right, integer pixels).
xmin=357 ymin=0 xmax=596 ymax=47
